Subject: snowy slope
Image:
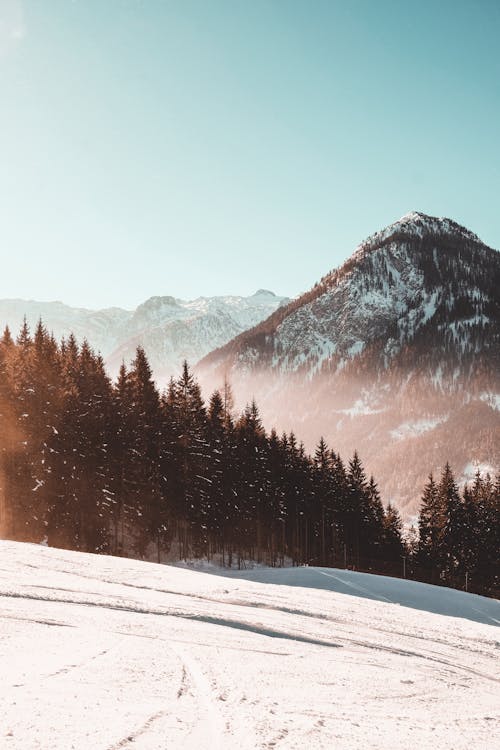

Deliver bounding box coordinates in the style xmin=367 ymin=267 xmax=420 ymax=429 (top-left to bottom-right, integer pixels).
xmin=0 ymin=290 xmax=287 ymax=383
xmin=1 ymin=541 xmax=499 ymax=750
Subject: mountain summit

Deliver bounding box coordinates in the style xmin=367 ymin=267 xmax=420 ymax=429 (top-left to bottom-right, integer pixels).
xmin=356 ymin=211 xmax=484 ymax=255
xmin=198 ymin=213 xmax=500 ymax=511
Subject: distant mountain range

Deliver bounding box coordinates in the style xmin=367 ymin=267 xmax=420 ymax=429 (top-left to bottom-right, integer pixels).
xmin=0 ymin=290 xmax=288 ymax=384
xmin=197 ymin=212 xmax=500 ymax=512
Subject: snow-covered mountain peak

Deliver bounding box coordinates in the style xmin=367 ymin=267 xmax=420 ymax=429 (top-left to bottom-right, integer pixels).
xmin=200 ymin=213 xmax=498 ymax=383
xmin=130 ymin=296 xmax=185 ymax=330
xmin=252 ymin=289 xmax=276 ymax=298
xmin=399 ymin=210 xmax=428 ymax=222
xmin=355 ymin=211 xmax=485 ymax=260
xmin=136 ymin=295 xmax=180 ymax=312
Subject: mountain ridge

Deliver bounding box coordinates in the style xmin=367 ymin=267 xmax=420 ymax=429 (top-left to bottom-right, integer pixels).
xmin=0 ymin=291 xmax=289 ymax=384
xmin=200 ymin=211 xmax=498 ymax=375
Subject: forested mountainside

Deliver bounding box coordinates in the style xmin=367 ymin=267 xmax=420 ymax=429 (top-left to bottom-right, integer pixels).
xmin=197 ymin=212 xmax=500 ymax=512
xmin=0 ymin=290 xmax=287 ymax=385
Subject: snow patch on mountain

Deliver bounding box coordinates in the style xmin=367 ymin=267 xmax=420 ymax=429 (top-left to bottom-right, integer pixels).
xmin=461 ymin=461 xmax=498 ymax=483
xmin=335 ymin=398 xmax=385 ymax=418
xmin=390 ymin=416 xmax=448 ymax=441
xmin=479 ymin=392 xmax=500 ymax=411
xmin=271 ymin=240 xmax=441 ymax=376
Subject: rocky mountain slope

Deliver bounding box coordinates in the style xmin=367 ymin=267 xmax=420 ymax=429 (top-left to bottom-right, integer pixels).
xmin=0 ymin=290 xmax=288 ymax=384
xmin=197 ymin=212 xmax=500 ymax=512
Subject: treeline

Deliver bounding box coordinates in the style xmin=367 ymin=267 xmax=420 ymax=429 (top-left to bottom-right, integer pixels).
xmin=0 ymin=320 xmax=404 ymax=567
xmin=0 ymin=320 xmax=497 ymax=597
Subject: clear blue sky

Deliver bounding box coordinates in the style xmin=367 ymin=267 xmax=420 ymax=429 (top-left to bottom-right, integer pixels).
xmin=1 ymin=0 xmax=499 ymax=309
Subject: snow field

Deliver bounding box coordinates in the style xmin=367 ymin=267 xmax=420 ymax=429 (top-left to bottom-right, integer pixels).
xmin=0 ymin=541 xmax=499 ymax=749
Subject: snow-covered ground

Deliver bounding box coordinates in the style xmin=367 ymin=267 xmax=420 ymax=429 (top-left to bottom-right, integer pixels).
xmin=1 ymin=542 xmax=499 ymax=749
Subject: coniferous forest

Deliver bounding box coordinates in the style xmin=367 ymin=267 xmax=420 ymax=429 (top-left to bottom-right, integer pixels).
xmin=0 ymin=320 xmax=498 ymax=597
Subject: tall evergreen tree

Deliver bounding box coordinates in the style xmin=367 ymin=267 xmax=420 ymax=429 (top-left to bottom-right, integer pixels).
xmin=127 ymin=346 xmax=161 ymax=557
xmin=346 ymin=451 xmax=369 ymax=568
xmin=417 ymin=473 xmax=443 ymax=576
xmin=383 ymin=503 xmax=406 ymax=563
xmin=439 ymin=463 xmax=463 ymax=579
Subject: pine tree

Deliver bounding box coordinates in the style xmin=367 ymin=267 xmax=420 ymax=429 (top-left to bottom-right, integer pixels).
xmin=313 ymin=438 xmax=332 ymax=566
xmin=460 ymin=484 xmax=478 ymax=577
xmin=383 ymin=503 xmax=406 ymax=563
xmin=10 ymin=318 xmax=39 ymax=540
xmin=176 ymin=361 xmax=209 ymax=557
xmin=417 ymin=473 xmax=443 ymax=578
xmin=345 ymin=451 xmax=368 ymax=568
xmin=31 ymin=320 xmax=62 ymax=541
xmin=439 ymin=463 xmax=463 ymax=580
xmin=473 ymin=471 xmax=500 ymax=595
xmin=45 ymin=334 xmax=80 ymax=548
xmin=77 ymin=344 xmax=114 ymax=553
xmin=1 ymin=325 xmax=14 ymax=348
xmin=266 ymin=428 xmax=287 ymax=566
xmin=159 ymin=376 xmax=184 ymax=554
xmin=110 ymin=362 xmax=132 ymax=554
xmin=234 ymin=400 xmax=267 ymax=564
xmin=127 ymin=347 xmax=161 ymax=557
xmin=0 ymin=334 xmax=17 ymax=538
xmin=206 ymin=390 xmax=225 ymax=557
xmin=330 ymin=451 xmax=348 ymax=565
